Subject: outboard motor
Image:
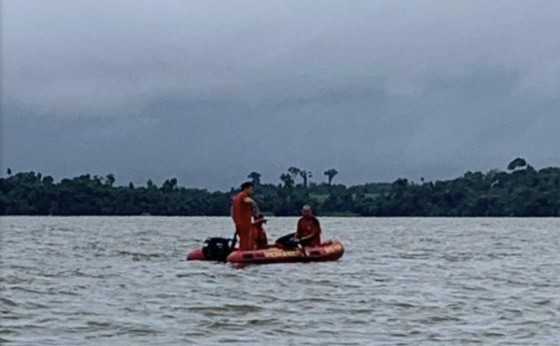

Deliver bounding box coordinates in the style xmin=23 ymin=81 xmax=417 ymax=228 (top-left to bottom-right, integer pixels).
xmin=202 ymin=237 xmax=232 ymax=261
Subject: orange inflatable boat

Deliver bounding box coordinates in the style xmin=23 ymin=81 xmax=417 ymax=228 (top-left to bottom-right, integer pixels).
xmin=186 ymin=238 xmax=344 ymax=264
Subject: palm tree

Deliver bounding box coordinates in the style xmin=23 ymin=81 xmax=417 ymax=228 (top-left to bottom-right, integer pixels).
xmin=287 ymin=166 xmax=312 ymax=188
xmin=247 ymin=172 xmax=261 ymax=185
xmin=323 ymin=168 xmax=338 ymax=184
xmin=288 ymin=167 xmax=301 ymax=178
xmin=280 ymin=173 xmax=294 ymax=189
xmin=105 ymin=174 xmax=116 ymax=187
xmin=300 ymin=170 xmax=312 ymax=188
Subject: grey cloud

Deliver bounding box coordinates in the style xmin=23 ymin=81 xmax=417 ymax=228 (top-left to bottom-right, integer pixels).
xmin=2 ymin=0 xmax=560 ymax=189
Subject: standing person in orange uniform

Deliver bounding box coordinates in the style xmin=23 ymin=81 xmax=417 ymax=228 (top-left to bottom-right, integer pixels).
xmin=231 ymin=182 xmax=259 ymax=251
xmin=294 ymin=204 xmax=322 ymax=247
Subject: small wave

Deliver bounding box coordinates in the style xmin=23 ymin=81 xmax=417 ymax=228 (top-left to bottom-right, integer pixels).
xmin=84 ymin=326 xmax=161 ymax=339
xmin=482 ymin=331 xmax=506 ymax=337
xmin=0 ymin=329 xmax=17 ymax=336
xmin=442 ymin=253 xmax=473 ymax=262
xmin=175 ymin=269 xmax=220 ymax=278
xmin=72 ymin=269 xmax=108 ymax=279
xmin=486 ymin=252 xmax=522 ymax=259
xmin=399 ymin=252 xmax=432 ymax=259
xmin=39 ymin=271 xmax=73 ymax=278
xmin=8 ymin=286 xmax=45 ymax=294
xmin=56 ymin=290 xmax=80 ymax=296
xmin=389 ymin=302 xmax=417 ymax=309
xmin=4 ymin=265 xmax=35 ymax=271
xmin=117 ymin=327 xmax=160 ymax=336
xmin=187 ymin=304 xmax=264 ymax=314
xmin=24 ymin=302 xmax=49 ymax=309
xmin=534 ymin=299 xmax=552 ymax=305
xmin=420 ymin=315 xmax=463 ymax=323
xmin=86 ymin=321 xmax=112 ymax=328
xmin=0 ymin=298 xmax=18 ymax=307
xmin=115 ymin=250 xmax=162 ymax=261
xmin=246 ymin=318 xmax=279 ymax=326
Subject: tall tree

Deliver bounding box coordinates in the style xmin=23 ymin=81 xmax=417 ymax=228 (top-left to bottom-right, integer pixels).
xmin=287 ymin=167 xmax=312 ymax=188
xmin=280 ymin=173 xmax=294 ymax=189
xmin=507 ymin=158 xmax=528 ymax=172
xmin=299 ymin=170 xmax=312 ymax=188
xmin=288 ymin=167 xmax=301 ymax=179
xmin=323 ymin=168 xmax=338 ymax=184
xmin=247 ymin=172 xmax=261 ymax=185
xmin=162 ymin=178 xmax=178 ymax=192
xmin=105 ymin=174 xmax=116 ymax=187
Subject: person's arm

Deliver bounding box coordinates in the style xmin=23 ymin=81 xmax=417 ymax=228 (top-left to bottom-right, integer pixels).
xmin=293 ymin=218 xmax=303 ymax=240
xmin=298 ymin=233 xmax=314 ymax=241
xmin=243 ymin=196 xmax=256 ymax=205
xmin=243 ymin=196 xmax=260 ymax=214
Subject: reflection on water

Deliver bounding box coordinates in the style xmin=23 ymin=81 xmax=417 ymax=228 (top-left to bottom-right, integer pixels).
xmin=1 ymin=216 xmax=560 ymax=345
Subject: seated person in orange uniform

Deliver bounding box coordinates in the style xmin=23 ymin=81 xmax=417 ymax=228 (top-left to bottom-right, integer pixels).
xmin=275 ymin=204 xmax=322 ymax=248
xmin=294 ymin=204 xmax=322 ymax=247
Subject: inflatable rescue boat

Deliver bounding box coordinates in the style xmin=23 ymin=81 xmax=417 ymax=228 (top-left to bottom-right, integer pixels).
xmin=186 ymin=237 xmax=344 ymax=264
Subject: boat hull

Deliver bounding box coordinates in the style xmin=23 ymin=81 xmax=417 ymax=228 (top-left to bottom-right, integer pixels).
xmin=186 ymin=248 xmax=205 ymax=261
xmin=186 ymin=240 xmax=344 ymax=264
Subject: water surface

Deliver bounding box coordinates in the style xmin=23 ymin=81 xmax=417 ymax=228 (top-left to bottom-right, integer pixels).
xmin=1 ymin=217 xmax=559 ymax=345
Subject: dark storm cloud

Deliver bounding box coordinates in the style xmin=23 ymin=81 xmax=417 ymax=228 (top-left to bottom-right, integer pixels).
xmin=2 ymin=0 xmax=560 ymax=189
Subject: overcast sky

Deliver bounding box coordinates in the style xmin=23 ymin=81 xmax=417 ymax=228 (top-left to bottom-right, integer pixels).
xmin=2 ymin=0 xmax=559 ymax=190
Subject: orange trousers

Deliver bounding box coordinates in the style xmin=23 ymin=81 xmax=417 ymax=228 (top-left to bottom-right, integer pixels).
xmin=235 ymin=223 xmax=255 ymax=251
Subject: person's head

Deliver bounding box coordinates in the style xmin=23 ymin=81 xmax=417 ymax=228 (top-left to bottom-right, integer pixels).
xmin=301 ymin=204 xmax=313 ymax=217
xmin=240 ymin=181 xmax=254 ymax=195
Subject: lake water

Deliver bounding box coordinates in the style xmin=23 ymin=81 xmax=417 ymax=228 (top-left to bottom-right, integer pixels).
xmin=1 ymin=217 xmax=559 ymax=345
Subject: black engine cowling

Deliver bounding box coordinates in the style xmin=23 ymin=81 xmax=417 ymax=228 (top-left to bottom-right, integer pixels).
xmin=202 ymin=237 xmax=232 ymax=261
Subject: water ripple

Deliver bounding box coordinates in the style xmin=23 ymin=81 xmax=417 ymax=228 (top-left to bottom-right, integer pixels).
xmin=1 ymin=216 xmax=560 ymax=345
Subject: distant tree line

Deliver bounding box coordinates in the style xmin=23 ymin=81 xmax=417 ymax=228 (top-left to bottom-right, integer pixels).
xmin=1 ymin=158 xmax=559 ymax=216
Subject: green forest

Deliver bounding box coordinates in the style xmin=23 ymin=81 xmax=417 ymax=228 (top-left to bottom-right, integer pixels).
xmin=1 ymin=158 xmax=559 ymax=216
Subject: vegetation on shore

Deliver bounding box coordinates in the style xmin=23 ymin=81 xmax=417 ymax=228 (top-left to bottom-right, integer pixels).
xmin=1 ymin=159 xmax=558 ymax=216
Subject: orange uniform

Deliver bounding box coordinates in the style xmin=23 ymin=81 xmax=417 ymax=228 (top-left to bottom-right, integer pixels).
xmin=296 ymin=216 xmax=322 ymax=247
xmin=232 ymin=191 xmax=255 ymax=250
xmin=252 ymin=222 xmax=268 ymax=249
